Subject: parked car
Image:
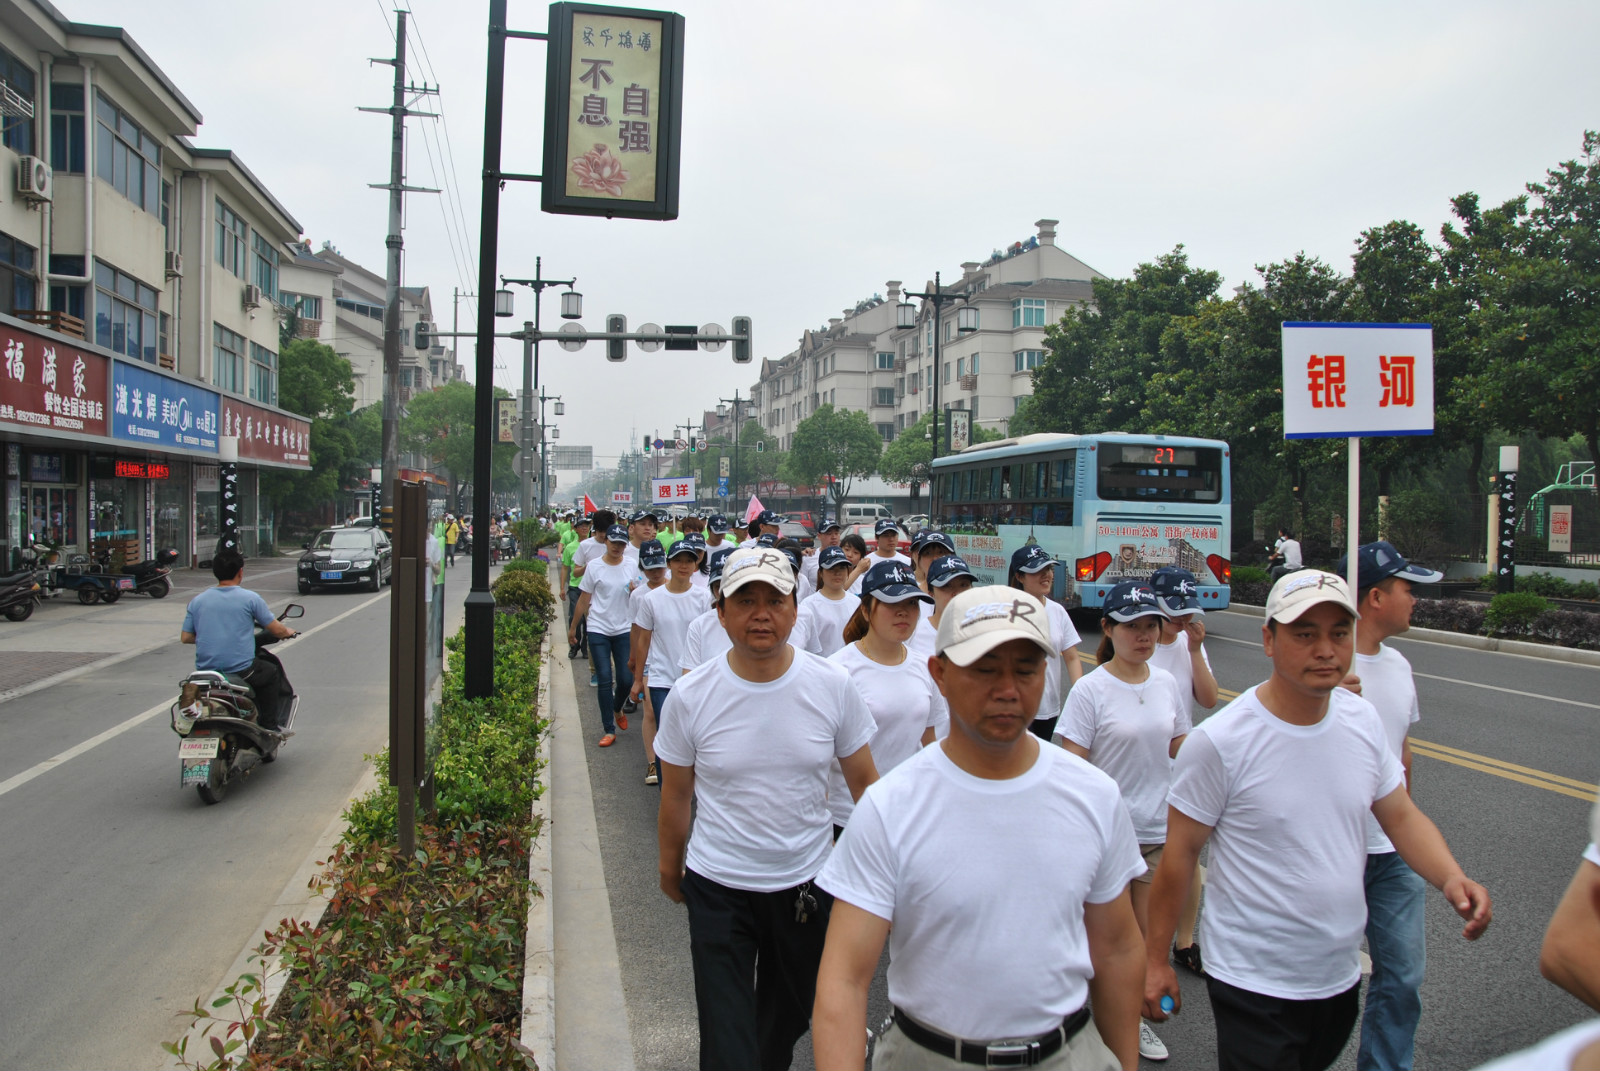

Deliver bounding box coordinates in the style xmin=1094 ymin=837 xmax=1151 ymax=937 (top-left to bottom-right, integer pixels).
xmin=898 ymin=513 xmax=932 ymax=532
xmin=785 ymin=511 xmax=818 ymax=529
xmin=776 ymin=521 xmax=816 ymax=549
xmin=298 ymin=527 xmax=393 ymax=594
xmin=841 ymin=503 xmax=894 ymax=525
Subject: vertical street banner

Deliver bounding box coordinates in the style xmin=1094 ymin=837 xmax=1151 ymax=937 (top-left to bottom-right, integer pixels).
xmin=543 ymin=2 xmax=686 ymax=220
xmin=947 ymin=408 xmax=971 ymax=453
xmin=497 ymin=397 xmax=517 ymax=443
xmin=1280 ymin=323 xmax=1434 ymax=438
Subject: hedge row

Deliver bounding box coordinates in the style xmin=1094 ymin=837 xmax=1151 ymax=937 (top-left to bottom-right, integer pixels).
xmin=167 ymin=591 xmax=552 ymax=1070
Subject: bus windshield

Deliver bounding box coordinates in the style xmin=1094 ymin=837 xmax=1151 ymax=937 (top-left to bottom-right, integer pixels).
xmin=1096 ymin=443 xmax=1223 ymax=503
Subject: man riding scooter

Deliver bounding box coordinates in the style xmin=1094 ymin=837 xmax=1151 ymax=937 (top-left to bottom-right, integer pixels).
xmin=180 ymin=548 xmax=298 ymax=730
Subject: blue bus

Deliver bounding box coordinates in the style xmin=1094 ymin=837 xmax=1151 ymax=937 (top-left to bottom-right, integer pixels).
xmin=931 ymin=432 xmax=1232 ymax=609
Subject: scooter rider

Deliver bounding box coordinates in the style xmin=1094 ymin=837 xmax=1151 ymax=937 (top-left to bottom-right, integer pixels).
xmin=180 ymin=548 xmax=298 ymax=730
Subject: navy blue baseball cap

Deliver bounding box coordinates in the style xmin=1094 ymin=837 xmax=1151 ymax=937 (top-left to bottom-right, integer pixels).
xmin=707 ymin=546 xmax=735 ymax=581
xmin=1150 ymin=567 xmax=1204 ymax=615
xmin=1010 ymin=544 xmax=1055 ymax=575
xmin=753 ymin=509 xmax=780 ymax=527
xmin=862 ymin=560 xmax=933 ymax=604
xmin=707 ymin=514 xmax=730 ymax=534
xmin=1336 ymin=540 xmax=1444 ymax=593
xmin=911 ymin=529 xmax=956 ymax=556
xmin=605 ymin=524 xmax=629 ymax=543
xmin=640 ymin=540 xmax=667 ymax=570
xmin=874 ymin=518 xmax=901 ymax=537
xmin=818 ymin=546 xmax=851 ymax=570
xmin=573 ymin=515 xmax=592 ymax=527
xmin=667 ymin=538 xmax=702 ymax=561
xmin=818 ymin=518 xmax=842 ymax=534
xmin=629 ymin=510 xmax=654 ymax=524
xmin=1102 ymin=580 xmax=1164 ymax=623
xmin=755 ymin=532 xmax=779 ymax=548
xmin=927 ymin=555 xmax=976 ymax=588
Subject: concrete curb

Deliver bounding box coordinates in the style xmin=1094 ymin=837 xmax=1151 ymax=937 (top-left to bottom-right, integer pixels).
xmin=162 ymin=766 xmax=380 ymax=1070
xmin=1223 ymin=603 xmax=1600 ymax=667
xmin=519 ymin=615 xmax=555 ymax=1070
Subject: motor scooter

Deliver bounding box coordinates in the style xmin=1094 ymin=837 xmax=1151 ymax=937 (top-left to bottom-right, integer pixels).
xmin=169 ymin=604 xmax=304 ymax=805
xmin=93 ymin=547 xmax=178 ymax=598
xmin=0 ymin=568 xmax=42 ymax=620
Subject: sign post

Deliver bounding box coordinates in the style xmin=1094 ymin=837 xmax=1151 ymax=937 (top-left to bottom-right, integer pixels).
xmin=1281 ymin=323 xmax=1434 ymax=592
xmin=1496 ymin=446 xmax=1520 ymax=593
xmin=388 ymin=480 xmax=429 ymax=859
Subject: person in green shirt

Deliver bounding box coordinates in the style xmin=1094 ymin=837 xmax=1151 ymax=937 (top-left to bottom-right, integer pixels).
xmin=563 ymin=516 xmax=589 ymax=659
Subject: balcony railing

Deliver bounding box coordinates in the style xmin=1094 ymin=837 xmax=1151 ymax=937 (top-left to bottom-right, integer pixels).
xmin=15 ymin=309 xmax=85 ymax=340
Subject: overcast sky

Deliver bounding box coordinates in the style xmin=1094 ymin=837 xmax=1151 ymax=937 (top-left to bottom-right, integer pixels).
xmin=69 ymin=0 xmax=1600 ymax=474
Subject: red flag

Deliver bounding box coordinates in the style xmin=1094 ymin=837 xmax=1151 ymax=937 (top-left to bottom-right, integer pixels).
xmin=581 ymin=494 xmax=599 ymax=513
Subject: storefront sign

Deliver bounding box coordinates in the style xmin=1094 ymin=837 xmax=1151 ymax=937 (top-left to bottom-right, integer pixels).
xmin=0 ymin=328 xmax=109 ymax=437
xmin=98 ymin=458 xmax=171 ymax=480
xmin=111 ymin=362 xmax=220 ymax=453
xmin=542 ymin=2 xmax=685 ymax=221
xmin=221 ymin=397 xmax=311 ymax=468
xmin=28 ymin=451 xmax=62 ymax=482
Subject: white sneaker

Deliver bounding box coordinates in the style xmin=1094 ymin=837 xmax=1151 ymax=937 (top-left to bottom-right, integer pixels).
xmin=1139 ymin=1021 xmax=1169 ymax=1061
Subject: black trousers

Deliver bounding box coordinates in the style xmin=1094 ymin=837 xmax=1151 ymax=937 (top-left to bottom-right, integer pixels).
xmin=681 ymin=868 xmax=833 ymax=1071
xmin=241 ymin=658 xmax=284 ymax=731
xmin=1207 ymin=975 xmax=1360 ymax=1071
xmin=1029 ymin=715 xmax=1060 ymax=742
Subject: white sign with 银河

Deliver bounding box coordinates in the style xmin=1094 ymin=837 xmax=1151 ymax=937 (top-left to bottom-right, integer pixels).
xmin=1281 ymin=323 xmax=1434 ymax=439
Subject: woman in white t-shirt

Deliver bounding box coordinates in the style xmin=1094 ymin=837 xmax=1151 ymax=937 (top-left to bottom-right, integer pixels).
xmin=1148 ymin=566 xmax=1219 ymax=978
xmin=634 ymin=540 xmax=707 ymax=787
xmin=828 ymin=559 xmax=944 ymax=835
xmin=794 ymin=547 xmax=860 ymax=658
xmin=1007 ymin=545 xmax=1083 ymax=741
xmin=907 ymin=554 xmax=976 ymax=663
xmin=1058 ymin=578 xmax=1191 ymax=1062
xmin=569 ymin=524 xmax=637 ymax=747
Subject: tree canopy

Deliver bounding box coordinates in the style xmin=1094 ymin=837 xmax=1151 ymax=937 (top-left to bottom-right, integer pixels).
xmin=400 ymin=380 xmax=518 ymax=510
xmin=782 ymin=404 xmax=882 ymax=503
xmin=259 ymin=334 xmax=371 ymax=527
xmin=879 ymin=410 xmax=1002 ymax=484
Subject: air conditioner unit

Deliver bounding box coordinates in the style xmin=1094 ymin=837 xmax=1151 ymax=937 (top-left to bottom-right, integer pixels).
xmin=164 ymin=250 xmax=183 ymax=278
xmin=242 ymin=284 xmax=262 ymax=309
xmin=17 ymin=156 xmax=51 ymax=202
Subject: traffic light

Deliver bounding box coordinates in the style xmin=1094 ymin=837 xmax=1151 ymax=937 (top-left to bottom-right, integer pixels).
xmin=644 ymin=435 xmax=653 ymax=454
xmin=756 ymin=440 xmax=765 ymax=453
xmin=732 ymin=316 xmax=751 ymax=364
xmin=414 ymin=321 xmax=431 ymax=350
xmin=607 ymin=314 xmax=627 ymax=362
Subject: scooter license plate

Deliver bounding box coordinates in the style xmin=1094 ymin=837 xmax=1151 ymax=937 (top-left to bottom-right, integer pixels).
xmin=320 ymin=570 xmax=342 ymax=580
xmin=180 ymin=738 xmax=220 ymax=760
xmin=117 ymin=577 xmax=134 ymax=590
xmin=181 ymin=760 xmax=211 ymax=786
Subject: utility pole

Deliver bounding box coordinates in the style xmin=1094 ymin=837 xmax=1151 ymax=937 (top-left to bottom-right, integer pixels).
xmin=501 ymin=260 xmax=577 ymax=519
xmin=362 ymin=10 xmax=438 ymax=531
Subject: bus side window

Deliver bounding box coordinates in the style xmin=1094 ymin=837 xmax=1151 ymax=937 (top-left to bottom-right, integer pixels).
xmin=1000 ymin=465 xmax=1012 ymax=499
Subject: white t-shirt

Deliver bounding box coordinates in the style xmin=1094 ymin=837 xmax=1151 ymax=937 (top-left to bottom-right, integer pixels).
xmin=681 ymin=607 xmax=733 ymax=674
xmin=1473 ymin=1020 xmax=1600 ymax=1071
xmin=795 ymin=591 xmax=860 ymax=658
xmin=578 ymin=558 xmax=635 ymax=636
xmin=818 ymin=742 xmax=1144 ymax=1039
xmin=796 ymin=569 xmax=816 ymax=604
xmin=690 ymin=569 xmax=708 ymax=591
xmin=655 ymin=649 xmax=876 ymax=891
xmin=1168 ymin=686 xmax=1404 ymax=1000
xmin=825 ymin=642 xmax=948 ymax=827
xmin=906 ymin=614 xmax=938 ymax=664
xmin=1149 ymin=630 xmax=1212 ymax=714
xmin=1038 ymin=601 xmax=1083 ymax=723
xmin=1587 ymin=842 xmax=1600 ymax=868
xmin=1060 ymin=664 xmax=1191 ymax=844
xmin=1354 ymin=645 xmax=1421 ymax=854
xmin=801 ymin=549 xmax=819 ymax=586
xmin=635 ymin=585 xmax=704 ymax=686
xmin=1277 ymin=538 xmax=1303 ymax=569
xmin=572 ymin=537 xmax=609 ymax=573
xmin=868 ymin=549 xmax=913 ymax=569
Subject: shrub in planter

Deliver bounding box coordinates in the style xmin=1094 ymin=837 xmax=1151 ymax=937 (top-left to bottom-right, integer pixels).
xmin=1231 ymin=565 xmax=1271 ymax=586
xmin=501 ymin=558 xmax=546 ymax=577
xmin=1484 ymin=592 xmax=1555 ymax=637
xmin=1525 ymin=608 xmax=1600 ymax=651
xmin=1409 ymin=598 xmax=1487 ymax=636
xmin=1228 ymin=565 xmax=1272 ymax=606
xmin=492 ymin=569 xmax=555 ymax=617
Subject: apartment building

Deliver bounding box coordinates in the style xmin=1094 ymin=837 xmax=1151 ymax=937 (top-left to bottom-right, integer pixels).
xmin=751 ymin=219 xmax=1103 ymax=450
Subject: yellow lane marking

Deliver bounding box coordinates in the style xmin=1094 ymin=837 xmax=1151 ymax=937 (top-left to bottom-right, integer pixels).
xmin=1409 ymin=743 xmax=1597 ymax=803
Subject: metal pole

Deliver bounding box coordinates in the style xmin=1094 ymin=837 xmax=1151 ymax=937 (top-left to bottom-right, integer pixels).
xmin=520 ymin=320 xmax=533 ymax=518
xmin=379 ymin=10 xmax=409 ymax=534
xmin=465 ymin=0 xmax=507 ymax=699
xmin=734 ymin=392 xmax=741 ymax=511
xmin=930 ymin=272 xmax=943 ymax=519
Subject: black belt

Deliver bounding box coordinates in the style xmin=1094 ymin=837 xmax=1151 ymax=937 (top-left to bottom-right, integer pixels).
xmin=891 ymin=1005 xmax=1090 ymax=1067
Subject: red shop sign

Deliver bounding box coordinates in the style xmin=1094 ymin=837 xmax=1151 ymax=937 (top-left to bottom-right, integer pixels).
xmin=221 ymin=396 xmax=311 ymax=469
xmin=0 ymin=326 xmax=110 ymax=437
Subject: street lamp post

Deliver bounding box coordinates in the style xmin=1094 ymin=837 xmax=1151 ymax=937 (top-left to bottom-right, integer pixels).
xmin=717 ymin=391 xmax=745 ymax=512
xmin=537 ymin=390 xmax=564 ymax=513
xmin=500 ymin=259 xmax=579 ymax=519
xmin=899 ymin=271 xmax=976 ymax=520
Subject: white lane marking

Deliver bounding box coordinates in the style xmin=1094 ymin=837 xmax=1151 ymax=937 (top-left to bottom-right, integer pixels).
xmin=0 ymin=590 xmax=388 ymax=801
xmin=1205 ymin=632 xmax=1600 ymax=711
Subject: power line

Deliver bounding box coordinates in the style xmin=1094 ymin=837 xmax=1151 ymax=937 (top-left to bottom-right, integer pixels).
xmin=406 ymin=9 xmax=478 ymax=268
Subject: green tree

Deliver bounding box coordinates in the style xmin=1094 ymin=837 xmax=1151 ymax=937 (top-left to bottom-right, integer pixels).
xmin=400 ymin=380 xmax=517 ymax=512
xmin=878 ymin=410 xmax=1002 ymax=484
xmin=259 ymin=336 xmax=365 ymax=542
xmin=781 ymin=404 xmax=882 ymax=511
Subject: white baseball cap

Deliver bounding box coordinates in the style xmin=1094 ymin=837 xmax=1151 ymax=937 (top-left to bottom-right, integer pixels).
xmin=935 ymin=585 xmax=1055 ymax=666
xmin=718 ymin=546 xmax=797 ymax=598
xmin=1265 ymin=569 xmax=1360 ymax=624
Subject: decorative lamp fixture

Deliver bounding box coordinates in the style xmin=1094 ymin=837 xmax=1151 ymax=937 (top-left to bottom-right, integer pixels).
xmin=494 ymin=288 xmax=515 ymax=317
xmin=560 ymin=289 xmax=583 ymax=320
xmin=551 ymin=427 xmax=561 ymax=439
xmin=957 ymin=306 xmax=978 ymax=333
xmin=554 ymin=400 xmax=565 ymax=416
xmin=716 ymin=402 xmax=728 ymax=419
xmin=897 ymin=300 xmax=916 ymax=330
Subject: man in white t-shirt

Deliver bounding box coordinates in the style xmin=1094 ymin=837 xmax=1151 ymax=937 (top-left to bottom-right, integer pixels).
xmin=1333 ymin=540 xmax=1442 ymax=1071
xmin=1143 ymin=571 xmax=1491 ymax=1071
xmin=815 ymin=584 xmax=1145 ymax=1071
xmin=1269 ymin=526 xmax=1304 ymax=579
xmin=1008 ymin=544 xmax=1083 ymax=741
xmin=655 ymin=546 xmax=880 ymax=1071
xmin=847 ymin=519 xmax=912 ymax=587
xmin=801 ymin=519 xmax=843 ymax=589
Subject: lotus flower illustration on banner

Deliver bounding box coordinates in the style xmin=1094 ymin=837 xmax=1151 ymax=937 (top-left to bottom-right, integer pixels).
xmin=571 ymin=144 xmax=629 ymax=196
